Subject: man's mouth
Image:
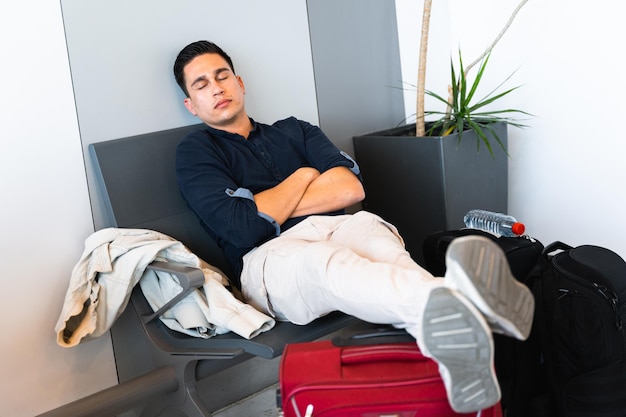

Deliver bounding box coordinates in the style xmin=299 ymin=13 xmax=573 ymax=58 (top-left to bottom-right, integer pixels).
xmin=214 ymin=99 xmax=230 ymax=109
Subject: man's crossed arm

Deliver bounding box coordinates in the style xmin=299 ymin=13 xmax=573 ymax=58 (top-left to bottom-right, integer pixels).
xmin=253 ymin=166 xmax=365 ymax=226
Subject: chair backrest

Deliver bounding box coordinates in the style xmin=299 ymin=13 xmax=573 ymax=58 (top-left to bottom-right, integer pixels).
xmin=89 ymin=123 xmax=234 ymax=278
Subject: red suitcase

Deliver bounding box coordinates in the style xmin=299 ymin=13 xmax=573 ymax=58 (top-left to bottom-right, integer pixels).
xmin=278 ymin=339 xmax=502 ymax=417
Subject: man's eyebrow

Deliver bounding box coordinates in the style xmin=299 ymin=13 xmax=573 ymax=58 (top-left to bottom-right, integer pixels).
xmin=190 ymin=75 xmax=208 ymax=88
xmin=215 ymin=67 xmax=231 ymax=75
xmin=189 ymin=68 xmax=232 ymax=88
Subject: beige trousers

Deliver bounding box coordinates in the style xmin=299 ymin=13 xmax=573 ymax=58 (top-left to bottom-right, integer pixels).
xmin=240 ymin=210 xmax=443 ymax=339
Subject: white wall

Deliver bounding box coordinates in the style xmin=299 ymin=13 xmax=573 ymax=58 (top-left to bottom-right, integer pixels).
xmin=0 ymin=1 xmax=117 ymax=416
xmin=396 ymin=0 xmax=626 ymax=258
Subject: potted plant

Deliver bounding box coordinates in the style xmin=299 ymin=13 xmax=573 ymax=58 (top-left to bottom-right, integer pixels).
xmin=353 ymin=0 xmax=529 ymax=264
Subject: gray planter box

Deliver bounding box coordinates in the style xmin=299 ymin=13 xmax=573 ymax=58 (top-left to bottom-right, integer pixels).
xmin=353 ymin=123 xmax=508 ymax=265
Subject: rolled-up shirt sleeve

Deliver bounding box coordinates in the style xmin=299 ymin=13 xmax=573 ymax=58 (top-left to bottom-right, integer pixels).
xmin=225 ymin=187 xmax=280 ymax=237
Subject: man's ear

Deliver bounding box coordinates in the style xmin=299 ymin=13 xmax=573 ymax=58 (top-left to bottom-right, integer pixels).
xmin=237 ymin=75 xmax=245 ymax=94
xmin=183 ymin=98 xmax=197 ymax=116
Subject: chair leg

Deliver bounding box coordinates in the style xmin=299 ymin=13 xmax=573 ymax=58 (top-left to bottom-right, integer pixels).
xmin=138 ymin=360 xmax=213 ymax=417
xmin=180 ymin=360 xmax=214 ymax=417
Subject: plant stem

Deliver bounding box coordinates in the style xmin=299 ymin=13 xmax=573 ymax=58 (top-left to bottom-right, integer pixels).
xmin=447 ymin=0 xmax=529 ymax=118
xmin=465 ymin=0 xmax=529 ymax=76
xmin=416 ymin=0 xmax=432 ymax=137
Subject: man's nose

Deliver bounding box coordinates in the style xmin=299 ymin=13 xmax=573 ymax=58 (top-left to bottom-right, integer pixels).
xmin=212 ymin=83 xmax=225 ymax=96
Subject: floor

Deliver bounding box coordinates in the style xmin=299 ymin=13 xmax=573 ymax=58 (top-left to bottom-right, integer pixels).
xmin=212 ymin=383 xmax=280 ymax=417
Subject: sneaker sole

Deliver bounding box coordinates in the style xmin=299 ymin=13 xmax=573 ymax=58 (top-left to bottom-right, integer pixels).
xmin=445 ymin=235 xmax=535 ymax=340
xmin=422 ymin=287 xmax=500 ymax=414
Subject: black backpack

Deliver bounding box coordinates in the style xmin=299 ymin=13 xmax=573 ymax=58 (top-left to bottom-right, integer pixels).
xmin=529 ymin=242 xmax=626 ymax=417
xmin=422 ymin=229 xmax=550 ymax=416
xmin=423 ymin=231 xmax=626 ymax=417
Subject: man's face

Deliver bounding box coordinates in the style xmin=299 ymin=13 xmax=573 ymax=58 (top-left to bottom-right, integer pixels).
xmin=183 ymin=53 xmax=246 ymax=129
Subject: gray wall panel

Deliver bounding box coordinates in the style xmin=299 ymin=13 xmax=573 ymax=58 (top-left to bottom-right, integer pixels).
xmin=307 ymin=0 xmax=405 ymax=156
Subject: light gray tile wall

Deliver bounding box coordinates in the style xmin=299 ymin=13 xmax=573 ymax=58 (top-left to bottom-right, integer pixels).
xmin=307 ymin=0 xmax=405 ymax=156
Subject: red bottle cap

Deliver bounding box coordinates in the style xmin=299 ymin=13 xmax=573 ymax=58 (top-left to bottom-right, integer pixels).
xmin=512 ymin=222 xmax=525 ymax=236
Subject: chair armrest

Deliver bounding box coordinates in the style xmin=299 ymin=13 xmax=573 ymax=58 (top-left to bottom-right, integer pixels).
xmin=142 ymin=261 xmax=205 ymax=324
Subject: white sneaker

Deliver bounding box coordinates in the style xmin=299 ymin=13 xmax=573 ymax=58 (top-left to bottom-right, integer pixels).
xmin=444 ymin=235 xmax=535 ymax=340
xmin=421 ymin=286 xmax=500 ymax=413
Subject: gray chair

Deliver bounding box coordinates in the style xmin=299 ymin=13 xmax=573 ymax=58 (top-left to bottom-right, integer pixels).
xmin=45 ymin=124 xmax=361 ymax=417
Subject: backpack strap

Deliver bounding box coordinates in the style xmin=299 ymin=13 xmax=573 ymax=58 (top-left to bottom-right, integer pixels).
xmin=542 ymin=241 xmax=573 ymax=256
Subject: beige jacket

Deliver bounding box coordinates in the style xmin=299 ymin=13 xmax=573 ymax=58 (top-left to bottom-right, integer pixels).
xmin=55 ymin=228 xmax=274 ymax=347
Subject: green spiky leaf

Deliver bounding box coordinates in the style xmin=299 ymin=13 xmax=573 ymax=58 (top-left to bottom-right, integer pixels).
xmin=423 ymin=51 xmax=530 ymax=157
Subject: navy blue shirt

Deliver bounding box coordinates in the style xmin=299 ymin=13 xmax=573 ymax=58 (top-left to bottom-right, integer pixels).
xmin=175 ymin=117 xmax=360 ymax=286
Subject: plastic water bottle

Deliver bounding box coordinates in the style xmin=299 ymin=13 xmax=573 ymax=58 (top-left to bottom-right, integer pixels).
xmin=463 ymin=209 xmax=526 ymax=237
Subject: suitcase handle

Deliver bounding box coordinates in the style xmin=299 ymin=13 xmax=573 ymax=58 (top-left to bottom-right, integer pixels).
xmin=332 ymin=326 xmax=415 ymax=347
xmin=341 ymin=343 xmax=426 ymax=365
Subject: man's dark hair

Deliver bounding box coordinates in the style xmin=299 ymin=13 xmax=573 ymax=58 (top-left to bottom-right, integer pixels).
xmin=173 ymin=40 xmax=235 ymax=97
